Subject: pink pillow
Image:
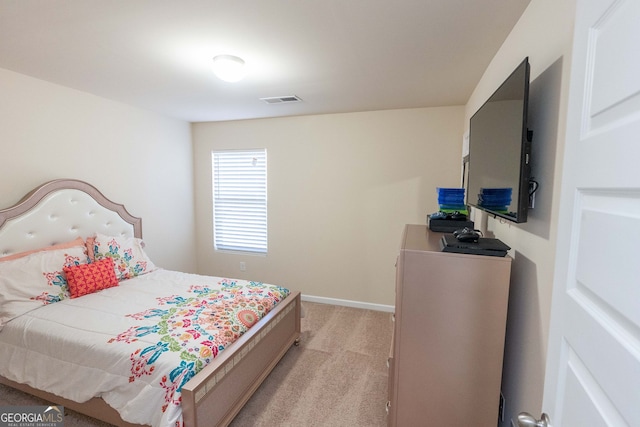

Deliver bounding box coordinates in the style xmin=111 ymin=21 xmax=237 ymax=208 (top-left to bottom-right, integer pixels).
xmin=64 ymin=258 xmax=118 ymax=298
xmin=0 ymin=237 xmax=85 ymax=262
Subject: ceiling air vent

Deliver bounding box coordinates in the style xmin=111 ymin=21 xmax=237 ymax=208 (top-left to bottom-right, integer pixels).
xmin=260 ymin=95 xmax=303 ymax=104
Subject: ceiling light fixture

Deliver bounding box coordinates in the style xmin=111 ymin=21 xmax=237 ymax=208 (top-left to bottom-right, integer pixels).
xmin=212 ymin=55 xmax=246 ymax=82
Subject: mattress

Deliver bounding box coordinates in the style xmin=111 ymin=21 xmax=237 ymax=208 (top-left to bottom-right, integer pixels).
xmin=0 ymin=269 xmax=290 ymax=427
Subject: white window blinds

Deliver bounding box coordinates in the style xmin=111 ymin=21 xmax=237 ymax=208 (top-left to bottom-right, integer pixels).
xmin=212 ymin=149 xmax=267 ymax=254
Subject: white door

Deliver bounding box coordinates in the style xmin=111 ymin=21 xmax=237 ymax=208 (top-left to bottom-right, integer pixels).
xmin=538 ymin=0 xmax=640 ymax=426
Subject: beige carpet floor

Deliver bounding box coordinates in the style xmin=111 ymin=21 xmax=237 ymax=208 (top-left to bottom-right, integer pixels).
xmin=0 ymin=302 xmax=393 ymax=426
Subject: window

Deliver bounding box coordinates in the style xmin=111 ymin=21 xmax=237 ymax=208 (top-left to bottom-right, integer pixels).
xmin=212 ymin=149 xmax=267 ymax=254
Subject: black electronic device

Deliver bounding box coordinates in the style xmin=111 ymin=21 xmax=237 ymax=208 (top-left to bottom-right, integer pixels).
xmin=449 ymin=211 xmax=467 ymax=221
xmin=440 ymin=234 xmax=511 ymax=257
xmin=452 ymin=227 xmax=481 ymax=243
xmin=452 ymin=227 xmax=474 ymax=238
xmin=429 ymin=211 xmax=467 ymax=221
xmin=466 ymin=57 xmax=533 ymax=223
xmin=428 ymin=217 xmax=475 ymax=233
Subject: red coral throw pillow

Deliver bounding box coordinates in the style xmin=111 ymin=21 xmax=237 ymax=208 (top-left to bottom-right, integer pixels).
xmin=64 ymin=258 xmax=118 ymax=298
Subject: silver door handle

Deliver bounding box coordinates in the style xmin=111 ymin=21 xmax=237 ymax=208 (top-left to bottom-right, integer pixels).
xmin=518 ymin=412 xmax=550 ymax=427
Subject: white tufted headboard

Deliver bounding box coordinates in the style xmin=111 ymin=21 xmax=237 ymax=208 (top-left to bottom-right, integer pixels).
xmin=0 ymin=179 xmax=142 ymax=257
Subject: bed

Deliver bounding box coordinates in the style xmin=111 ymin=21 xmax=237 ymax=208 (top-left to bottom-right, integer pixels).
xmin=0 ymin=179 xmax=301 ymax=427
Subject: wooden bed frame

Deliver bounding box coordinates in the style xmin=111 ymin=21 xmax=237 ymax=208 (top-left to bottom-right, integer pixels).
xmin=0 ymin=179 xmax=301 ymax=427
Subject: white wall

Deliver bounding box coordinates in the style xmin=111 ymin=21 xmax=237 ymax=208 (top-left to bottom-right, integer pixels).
xmin=0 ymin=68 xmax=197 ymax=272
xmin=193 ymin=107 xmax=464 ymax=306
xmin=464 ymin=0 xmax=576 ymax=424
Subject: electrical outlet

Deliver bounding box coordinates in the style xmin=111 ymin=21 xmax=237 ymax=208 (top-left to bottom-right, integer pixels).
xmin=240 ymin=262 xmax=246 ymax=271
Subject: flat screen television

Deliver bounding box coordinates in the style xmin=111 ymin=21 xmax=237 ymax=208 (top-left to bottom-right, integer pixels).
xmin=466 ymin=57 xmax=532 ymax=223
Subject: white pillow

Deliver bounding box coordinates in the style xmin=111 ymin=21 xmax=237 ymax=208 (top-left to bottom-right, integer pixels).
xmin=0 ymin=245 xmax=89 ymax=330
xmin=91 ymin=233 xmax=157 ymax=281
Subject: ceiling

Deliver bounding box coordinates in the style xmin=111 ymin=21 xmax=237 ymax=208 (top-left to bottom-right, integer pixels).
xmin=0 ymin=0 xmax=530 ymax=123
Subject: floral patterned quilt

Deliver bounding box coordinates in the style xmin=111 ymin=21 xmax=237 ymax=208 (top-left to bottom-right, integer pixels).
xmin=0 ymin=269 xmax=290 ymax=427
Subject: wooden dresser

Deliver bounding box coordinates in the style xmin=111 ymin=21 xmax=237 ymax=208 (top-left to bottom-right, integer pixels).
xmin=387 ymin=224 xmax=512 ymax=426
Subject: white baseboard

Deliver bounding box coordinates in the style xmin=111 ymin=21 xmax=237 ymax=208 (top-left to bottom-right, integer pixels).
xmin=301 ymin=294 xmax=395 ymax=313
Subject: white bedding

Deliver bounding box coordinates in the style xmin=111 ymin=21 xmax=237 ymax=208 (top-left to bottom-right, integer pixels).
xmin=0 ymin=269 xmax=290 ymax=427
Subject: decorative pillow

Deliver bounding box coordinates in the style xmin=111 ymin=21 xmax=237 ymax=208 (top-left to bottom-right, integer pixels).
xmin=64 ymin=257 xmax=118 ymax=298
xmin=91 ymin=233 xmax=157 ymax=281
xmin=0 ymin=245 xmax=89 ymax=330
xmin=0 ymin=237 xmax=85 ymax=262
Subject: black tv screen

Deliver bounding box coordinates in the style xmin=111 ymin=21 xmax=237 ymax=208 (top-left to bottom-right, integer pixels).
xmin=467 ymin=57 xmax=531 ymax=223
